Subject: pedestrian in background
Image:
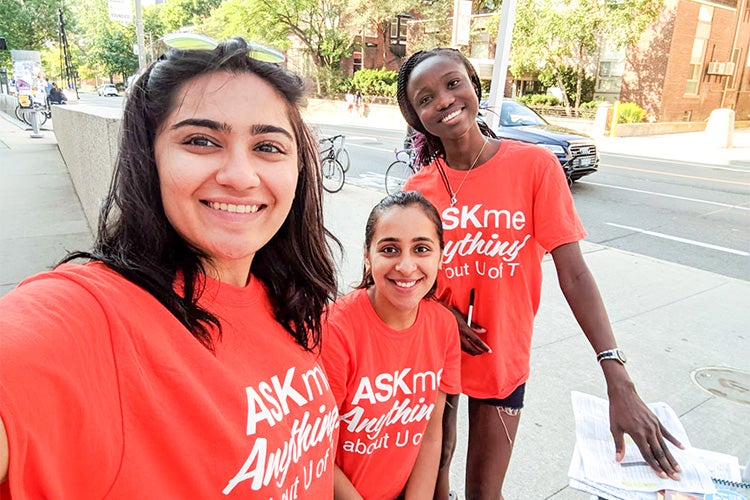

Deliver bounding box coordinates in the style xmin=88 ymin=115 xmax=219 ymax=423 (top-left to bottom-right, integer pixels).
xmin=397 ymin=47 xmax=683 ymax=499
xmin=322 ymin=191 xmax=461 ymax=499
xmin=0 ymin=38 xmax=339 ymax=498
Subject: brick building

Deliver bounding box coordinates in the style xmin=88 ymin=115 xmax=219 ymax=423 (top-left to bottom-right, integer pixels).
xmin=597 ymin=0 xmax=750 ymax=122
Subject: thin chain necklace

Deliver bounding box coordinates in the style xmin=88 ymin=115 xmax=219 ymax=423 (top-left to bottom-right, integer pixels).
xmin=436 ymin=138 xmax=489 ymax=207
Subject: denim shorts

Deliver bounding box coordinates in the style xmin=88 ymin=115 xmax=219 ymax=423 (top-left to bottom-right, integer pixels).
xmin=470 ymin=383 xmax=526 ymax=410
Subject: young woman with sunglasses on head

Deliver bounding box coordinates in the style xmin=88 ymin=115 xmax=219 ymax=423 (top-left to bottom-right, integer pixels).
xmin=0 ymin=38 xmax=339 ymax=497
xmin=397 ymin=48 xmax=683 ymax=499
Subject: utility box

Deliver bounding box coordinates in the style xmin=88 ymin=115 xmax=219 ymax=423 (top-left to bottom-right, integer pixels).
xmin=705 ymin=108 xmax=735 ymax=148
xmin=592 ymin=102 xmax=612 ymax=137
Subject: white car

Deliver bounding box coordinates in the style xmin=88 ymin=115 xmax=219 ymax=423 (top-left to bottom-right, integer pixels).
xmin=97 ymin=84 xmax=118 ymax=96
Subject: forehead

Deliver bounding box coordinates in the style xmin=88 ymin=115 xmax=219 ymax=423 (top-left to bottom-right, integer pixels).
xmin=407 ymin=55 xmax=469 ymax=93
xmin=163 ymin=71 xmax=292 ymax=130
xmin=373 ymin=205 xmax=438 ymax=239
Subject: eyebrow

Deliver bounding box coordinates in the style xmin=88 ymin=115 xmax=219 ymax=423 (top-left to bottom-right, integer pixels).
xmin=171 ymin=118 xmax=229 ymax=132
xmin=376 ymin=236 xmax=436 ymax=244
xmin=169 ymin=119 xmax=293 ymax=140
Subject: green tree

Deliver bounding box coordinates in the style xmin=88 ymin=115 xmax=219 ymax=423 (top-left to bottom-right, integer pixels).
xmin=160 ymin=0 xmax=222 ymax=32
xmin=202 ymin=0 xmax=354 ymax=94
xmin=73 ymin=0 xmax=138 ymax=82
xmin=504 ymin=0 xmax=662 ymax=112
xmin=0 ymin=0 xmax=72 ymax=67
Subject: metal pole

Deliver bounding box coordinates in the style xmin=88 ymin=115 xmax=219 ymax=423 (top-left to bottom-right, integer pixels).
xmin=30 ymin=110 xmax=43 ymax=138
xmin=451 ymin=0 xmax=461 ymax=48
xmin=486 ymin=0 xmax=517 ymax=131
xmin=135 ymin=0 xmax=147 ymax=70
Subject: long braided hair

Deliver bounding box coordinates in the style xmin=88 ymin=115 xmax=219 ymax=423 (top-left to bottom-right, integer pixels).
xmin=397 ymin=48 xmax=496 ymax=169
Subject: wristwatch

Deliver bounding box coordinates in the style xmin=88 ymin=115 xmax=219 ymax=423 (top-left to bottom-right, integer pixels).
xmin=596 ymin=348 xmax=627 ymax=365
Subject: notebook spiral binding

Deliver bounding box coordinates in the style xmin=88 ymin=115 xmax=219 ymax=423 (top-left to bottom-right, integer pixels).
xmin=712 ymin=476 xmax=750 ymax=489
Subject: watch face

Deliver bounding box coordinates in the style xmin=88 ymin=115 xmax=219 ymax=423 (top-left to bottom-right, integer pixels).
xmin=616 ymin=350 xmax=627 ymax=363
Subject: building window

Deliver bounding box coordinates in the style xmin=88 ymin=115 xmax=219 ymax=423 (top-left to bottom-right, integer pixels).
xmin=353 ymin=51 xmax=363 ymax=71
xmin=685 ymin=6 xmax=711 ymax=96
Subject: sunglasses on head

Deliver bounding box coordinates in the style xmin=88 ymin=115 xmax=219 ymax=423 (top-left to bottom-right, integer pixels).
xmin=156 ymin=32 xmax=286 ymax=63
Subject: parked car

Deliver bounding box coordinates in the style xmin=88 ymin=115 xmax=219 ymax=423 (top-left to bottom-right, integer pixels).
xmin=97 ymin=83 xmax=118 ymax=97
xmin=487 ymin=99 xmax=599 ymax=183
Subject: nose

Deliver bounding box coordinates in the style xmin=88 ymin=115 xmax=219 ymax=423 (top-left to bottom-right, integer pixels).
xmin=436 ymin=89 xmax=455 ymax=111
xmin=395 ymin=254 xmax=417 ymax=274
xmin=215 ymin=146 xmax=261 ymax=190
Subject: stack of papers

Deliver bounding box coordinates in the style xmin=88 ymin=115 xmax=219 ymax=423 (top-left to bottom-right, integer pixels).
xmin=568 ymin=391 xmax=728 ymax=499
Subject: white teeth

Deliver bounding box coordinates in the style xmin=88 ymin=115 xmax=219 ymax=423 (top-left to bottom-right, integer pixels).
xmin=441 ymin=109 xmax=461 ymax=122
xmin=394 ymin=280 xmax=418 ymax=288
xmin=208 ymin=202 xmax=260 ymax=214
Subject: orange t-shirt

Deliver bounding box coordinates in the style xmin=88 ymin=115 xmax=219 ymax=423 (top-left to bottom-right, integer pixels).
xmin=404 ymin=140 xmax=587 ymax=399
xmin=0 ymin=263 xmax=336 ymax=498
xmin=321 ymin=289 xmax=461 ymax=500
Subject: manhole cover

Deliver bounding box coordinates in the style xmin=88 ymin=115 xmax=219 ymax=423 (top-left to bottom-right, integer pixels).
xmin=691 ymin=367 xmax=750 ymax=406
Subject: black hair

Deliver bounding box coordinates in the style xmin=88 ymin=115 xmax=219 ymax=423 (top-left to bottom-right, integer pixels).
xmin=62 ymin=37 xmax=338 ymax=352
xmin=355 ymin=191 xmax=443 ymax=297
xmin=396 ymin=47 xmax=496 ymax=168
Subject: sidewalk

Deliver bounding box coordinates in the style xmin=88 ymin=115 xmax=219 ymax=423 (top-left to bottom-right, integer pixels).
xmin=1 ymin=109 xmax=748 ymax=498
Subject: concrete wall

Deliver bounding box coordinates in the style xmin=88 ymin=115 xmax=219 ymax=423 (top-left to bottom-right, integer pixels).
xmin=0 ymin=94 xmax=18 ymax=116
xmin=51 ymin=105 xmax=122 ymax=231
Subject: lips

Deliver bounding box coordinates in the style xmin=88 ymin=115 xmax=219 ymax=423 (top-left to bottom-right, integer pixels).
xmin=206 ymin=201 xmax=261 ymax=214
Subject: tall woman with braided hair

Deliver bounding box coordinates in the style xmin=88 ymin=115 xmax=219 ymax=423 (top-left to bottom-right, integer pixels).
xmin=397 ymin=47 xmax=683 ymax=499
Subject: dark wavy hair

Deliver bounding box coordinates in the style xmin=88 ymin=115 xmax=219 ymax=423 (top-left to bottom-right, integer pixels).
xmin=396 ymin=48 xmax=496 ymax=168
xmin=62 ymin=38 xmax=338 ymax=352
xmin=355 ymin=191 xmax=444 ymax=298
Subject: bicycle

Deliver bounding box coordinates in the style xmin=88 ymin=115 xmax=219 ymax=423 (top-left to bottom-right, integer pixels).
xmin=384 ymin=145 xmax=418 ymax=195
xmin=319 ymin=134 xmax=346 ymax=193
xmin=15 ymin=102 xmax=49 ymax=128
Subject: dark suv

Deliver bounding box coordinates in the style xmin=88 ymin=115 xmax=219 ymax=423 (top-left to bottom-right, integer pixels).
xmin=489 ymin=99 xmax=599 ymax=183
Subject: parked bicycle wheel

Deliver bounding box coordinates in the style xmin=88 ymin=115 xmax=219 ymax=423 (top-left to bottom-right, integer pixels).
xmin=384 ymin=160 xmax=413 ymax=195
xmin=336 ymin=147 xmax=350 ymax=172
xmin=15 ymin=106 xmax=48 ymax=127
xmin=321 ymin=158 xmax=345 ymax=193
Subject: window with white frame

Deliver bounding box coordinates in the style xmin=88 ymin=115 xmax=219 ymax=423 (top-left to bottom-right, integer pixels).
xmin=685 ymin=5 xmax=713 ymax=95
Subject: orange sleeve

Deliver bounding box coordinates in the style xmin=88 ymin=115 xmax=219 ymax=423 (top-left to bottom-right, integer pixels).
xmin=531 ymin=149 xmax=587 ymax=251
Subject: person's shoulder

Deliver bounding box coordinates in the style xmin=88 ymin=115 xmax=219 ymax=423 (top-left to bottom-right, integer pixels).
xmin=404 ymin=161 xmax=438 ymax=190
xmin=500 ymin=139 xmax=559 ymax=166
xmin=420 ymin=298 xmax=456 ymax=326
xmin=327 ymin=289 xmax=366 ymax=321
xmin=17 ymin=262 xmax=149 ymax=309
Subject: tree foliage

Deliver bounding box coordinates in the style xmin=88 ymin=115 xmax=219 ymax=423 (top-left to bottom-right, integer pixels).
xmin=160 ymin=0 xmax=222 ymax=33
xmin=0 ymin=0 xmax=72 ymax=66
xmin=73 ymin=0 xmax=138 ymax=81
xmin=505 ymin=0 xmax=662 ymax=111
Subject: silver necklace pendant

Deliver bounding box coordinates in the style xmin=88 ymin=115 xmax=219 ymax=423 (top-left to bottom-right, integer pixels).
xmin=451 ymin=196 xmax=457 ymax=206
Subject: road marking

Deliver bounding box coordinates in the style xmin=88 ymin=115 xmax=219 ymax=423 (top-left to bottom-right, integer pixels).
xmin=602 ymin=164 xmax=750 ymax=187
xmin=579 ymin=181 xmax=750 ymax=211
xmin=348 ymin=143 xmax=394 ymax=153
xmin=602 ymin=153 xmax=750 ymax=173
xmin=345 ymin=136 xmax=379 ymax=143
xmin=606 ymin=223 xmax=749 ymax=256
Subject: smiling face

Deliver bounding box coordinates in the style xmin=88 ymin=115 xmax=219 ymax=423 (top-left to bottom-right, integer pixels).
xmin=365 ymin=205 xmax=443 ymax=330
xmin=406 ymin=54 xmax=480 ymax=141
xmin=154 ymin=71 xmax=299 ymax=286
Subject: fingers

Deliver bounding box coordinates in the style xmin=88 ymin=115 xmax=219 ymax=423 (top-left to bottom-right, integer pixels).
xmin=614 ymin=423 xmax=682 ymax=480
xmin=612 ymin=430 xmax=625 ymax=462
xmin=636 ymin=437 xmax=681 ymax=481
xmin=459 ymin=326 xmax=492 ymax=356
xmin=661 ymin=425 xmax=684 ymax=450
